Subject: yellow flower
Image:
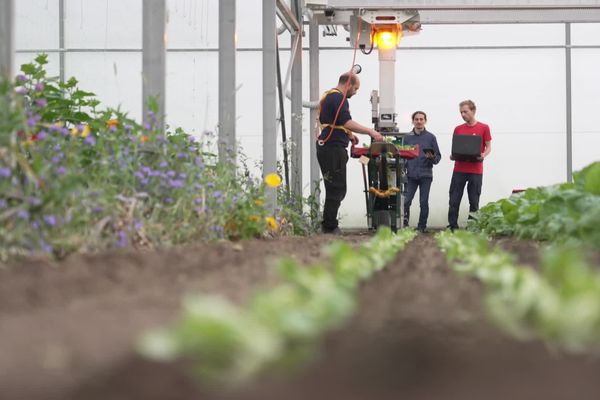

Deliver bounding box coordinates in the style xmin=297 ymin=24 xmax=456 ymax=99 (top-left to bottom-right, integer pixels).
xmin=265 ymin=216 xmax=278 ymax=231
xmin=254 ymin=198 xmax=264 ymax=207
xmin=249 ymin=215 xmax=261 ymax=223
xmin=70 ymin=127 xmax=79 ymax=136
xmin=264 ymin=173 xmax=282 ymax=188
xmin=80 ymin=125 xmax=91 ymax=138
xmin=23 ymin=139 xmax=35 ymax=147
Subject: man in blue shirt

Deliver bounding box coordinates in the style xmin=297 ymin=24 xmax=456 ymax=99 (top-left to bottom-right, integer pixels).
xmin=317 ymin=72 xmax=384 ymax=234
xmin=403 ymin=111 xmax=441 ymax=233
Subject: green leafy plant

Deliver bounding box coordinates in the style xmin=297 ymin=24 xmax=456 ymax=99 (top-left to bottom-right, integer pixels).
xmin=139 ymin=228 xmax=417 ymax=386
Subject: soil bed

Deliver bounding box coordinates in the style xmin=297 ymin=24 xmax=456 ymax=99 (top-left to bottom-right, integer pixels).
xmin=2 ymin=234 xmax=600 ymax=400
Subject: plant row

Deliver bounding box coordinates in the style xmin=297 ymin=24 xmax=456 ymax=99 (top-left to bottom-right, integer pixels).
xmin=436 ymin=230 xmax=600 ymax=353
xmin=472 ymin=161 xmax=600 ymax=248
xmin=0 ymin=55 xmax=316 ymax=260
xmin=139 ymin=228 xmax=417 ymax=386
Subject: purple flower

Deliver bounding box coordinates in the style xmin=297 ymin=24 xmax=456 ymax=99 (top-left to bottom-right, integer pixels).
xmin=34 ymin=82 xmax=45 ymax=92
xmin=37 ymin=130 xmax=47 ymax=140
xmin=29 ymin=197 xmax=42 ymax=206
xmin=35 ymin=98 xmax=48 ymax=107
xmin=134 ymin=171 xmax=144 ymax=179
xmin=27 ymin=115 xmax=39 ymax=127
xmin=43 ymin=215 xmax=56 ymax=226
xmin=124 ymin=124 xmax=133 ymax=132
xmin=17 ymin=210 xmax=30 ymax=220
xmin=134 ymin=220 xmax=143 ymax=230
xmin=116 ymin=231 xmax=128 ymax=248
xmin=159 ymin=161 xmax=168 ymax=168
xmin=207 ymin=182 xmax=215 ymax=188
xmin=167 ymin=170 xmax=176 ymax=178
xmin=0 ymin=199 xmax=6 ymax=209
xmin=212 ymin=191 xmax=222 ymax=199
xmin=84 ymin=135 xmax=96 ymax=146
xmin=92 ymin=206 xmax=104 ymax=214
xmin=0 ymin=167 xmax=11 ymax=178
xmin=143 ymin=122 xmax=151 ymax=130
xmin=16 ymin=74 xmax=28 ymax=82
xmin=31 ymin=221 xmax=40 ymax=230
xmin=40 ymin=241 xmax=53 ymax=253
xmin=56 ymin=166 xmax=66 ymax=175
xmin=179 ymin=172 xmax=187 ymax=179
xmin=15 ymin=86 xmax=28 ymax=95
xmin=194 ymin=197 xmax=203 ymax=205
xmin=177 ymin=153 xmax=186 ymax=159
xmin=169 ymin=179 xmax=184 ymax=188
xmin=164 ymin=197 xmax=174 ymax=204
xmin=51 ymin=154 xmax=63 ymax=164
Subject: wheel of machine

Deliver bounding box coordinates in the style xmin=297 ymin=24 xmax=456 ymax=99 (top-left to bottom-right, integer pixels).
xmin=373 ymin=210 xmax=391 ymax=230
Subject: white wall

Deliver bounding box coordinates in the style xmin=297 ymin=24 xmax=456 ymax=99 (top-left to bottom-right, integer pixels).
xmin=14 ymin=0 xmax=600 ymax=229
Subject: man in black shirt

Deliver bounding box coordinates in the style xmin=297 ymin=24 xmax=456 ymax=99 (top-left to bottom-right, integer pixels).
xmin=317 ymin=72 xmax=384 ymax=234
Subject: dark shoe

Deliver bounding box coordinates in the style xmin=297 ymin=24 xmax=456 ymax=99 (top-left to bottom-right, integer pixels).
xmin=322 ymin=226 xmax=342 ymax=235
xmin=446 ymin=224 xmax=458 ymax=233
xmin=417 ymin=227 xmax=428 ymax=234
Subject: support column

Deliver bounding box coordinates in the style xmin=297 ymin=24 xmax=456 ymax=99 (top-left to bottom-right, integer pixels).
xmin=0 ymin=0 xmax=14 ymax=79
xmin=59 ymin=0 xmax=65 ymax=82
xmin=219 ymin=0 xmax=236 ymax=163
xmin=142 ymin=0 xmax=166 ymax=134
xmin=290 ymin=0 xmax=303 ymax=199
xmin=309 ymin=18 xmax=321 ymax=214
xmin=565 ymin=23 xmax=573 ymax=182
xmin=263 ymin=0 xmax=278 ymax=210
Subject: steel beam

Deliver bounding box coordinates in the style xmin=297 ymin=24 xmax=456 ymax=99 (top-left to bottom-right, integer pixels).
xmin=263 ymin=0 xmax=278 ymax=210
xmin=219 ymin=0 xmax=236 ymax=162
xmin=291 ymin=0 xmax=303 ymax=199
xmin=309 ymin=17 xmax=321 ymax=213
xmin=565 ymin=23 xmax=573 ymax=182
xmin=276 ymin=0 xmax=301 ymax=33
xmin=0 ymin=0 xmax=14 ymax=79
xmin=59 ymin=0 xmax=65 ymax=82
xmin=142 ymin=0 xmax=166 ymax=134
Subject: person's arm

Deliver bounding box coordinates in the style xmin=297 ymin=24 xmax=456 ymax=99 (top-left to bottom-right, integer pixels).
xmin=481 ymin=141 xmax=491 ymax=159
xmin=344 ymin=119 xmax=384 ymax=142
xmin=430 ymin=136 xmax=442 ymax=165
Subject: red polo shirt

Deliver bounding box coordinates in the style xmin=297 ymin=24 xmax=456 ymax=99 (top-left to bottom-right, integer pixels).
xmin=453 ymin=122 xmax=492 ymax=174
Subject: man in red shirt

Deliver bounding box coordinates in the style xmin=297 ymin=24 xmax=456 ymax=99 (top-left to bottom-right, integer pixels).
xmin=448 ymin=100 xmax=492 ymax=231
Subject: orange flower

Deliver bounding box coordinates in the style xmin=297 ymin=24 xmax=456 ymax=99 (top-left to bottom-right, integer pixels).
xmin=106 ymin=119 xmax=119 ymax=129
xmin=140 ymin=135 xmax=149 ymax=143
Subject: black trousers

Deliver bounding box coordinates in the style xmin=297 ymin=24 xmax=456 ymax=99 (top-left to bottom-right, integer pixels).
xmin=316 ymin=144 xmax=348 ymax=231
xmin=448 ymin=171 xmax=483 ymax=229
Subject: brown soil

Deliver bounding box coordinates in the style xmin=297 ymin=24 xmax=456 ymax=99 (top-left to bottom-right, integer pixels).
xmin=2 ymin=234 xmax=600 ymax=400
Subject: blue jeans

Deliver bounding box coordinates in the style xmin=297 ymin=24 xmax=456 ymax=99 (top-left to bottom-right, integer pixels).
xmin=448 ymin=172 xmax=483 ymax=229
xmin=403 ymin=177 xmax=433 ymax=229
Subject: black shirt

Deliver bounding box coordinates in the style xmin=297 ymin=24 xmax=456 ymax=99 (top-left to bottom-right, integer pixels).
xmin=318 ymin=90 xmax=352 ymax=147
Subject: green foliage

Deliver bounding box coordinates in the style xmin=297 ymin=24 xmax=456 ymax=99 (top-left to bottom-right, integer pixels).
xmin=436 ymin=230 xmax=600 ymax=353
xmin=138 ymin=228 xmax=417 ymax=386
xmin=471 ymin=162 xmax=600 ymax=247
xmin=0 ymin=55 xmax=312 ymax=260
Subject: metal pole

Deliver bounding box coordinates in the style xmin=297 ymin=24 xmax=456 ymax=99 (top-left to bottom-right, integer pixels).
xmin=142 ymin=0 xmax=166 ymax=134
xmin=565 ymin=22 xmax=573 ymax=183
xmin=263 ymin=0 xmax=278 ymax=211
xmin=0 ymin=0 xmax=14 ymax=79
xmin=290 ymin=0 xmax=303 ymax=199
xmin=309 ymin=17 xmax=321 ymax=217
xmin=218 ymin=0 xmax=236 ymax=163
xmin=276 ymin=38 xmax=291 ymax=196
xmin=59 ymin=0 xmax=65 ymax=83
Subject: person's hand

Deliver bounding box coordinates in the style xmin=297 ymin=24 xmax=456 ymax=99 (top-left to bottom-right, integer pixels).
xmin=425 ymin=151 xmax=435 ymax=160
xmin=350 ymin=134 xmax=359 ymax=145
xmin=370 ymin=130 xmax=384 ymax=142
xmin=477 ymin=153 xmax=485 ymax=161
